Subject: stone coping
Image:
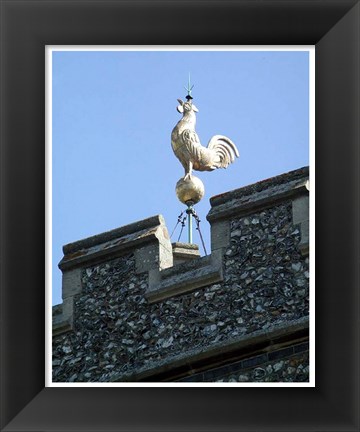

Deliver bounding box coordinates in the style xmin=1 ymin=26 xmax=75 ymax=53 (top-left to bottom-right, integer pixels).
xmin=59 ymin=215 xmax=169 ymax=271
xmin=63 ymin=215 xmax=165 ymax=255
xmin=146 ymin=249 xmax=223 ymax=303
xmin=207 ymin=167 xmax=309 ymax=222
xmin=111 ymin=316 xmax=309 ymax=382
xmin=171 ymin=242 xmax=199 ymax=252
xmin=172 ymin=242 xmax=200 ymax=265
xmin=171 ymin=242 xmax=200 ymax=258
xmin=210 ymin=166 xmax=309 ymax=206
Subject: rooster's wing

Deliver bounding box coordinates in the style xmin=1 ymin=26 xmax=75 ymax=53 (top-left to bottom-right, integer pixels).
xmin=180 ymin=129 xmax=214 ymax=171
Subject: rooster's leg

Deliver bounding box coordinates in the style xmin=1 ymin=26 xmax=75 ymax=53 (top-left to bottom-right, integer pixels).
xmin=184 ymin=161 xmax=193 ymax=181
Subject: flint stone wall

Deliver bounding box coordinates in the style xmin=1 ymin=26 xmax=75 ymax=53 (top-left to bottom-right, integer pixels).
xmin=179 ymin=342 xmax=309 ymax=382
xmin=53 ymin=167 xmax=310 ymax=382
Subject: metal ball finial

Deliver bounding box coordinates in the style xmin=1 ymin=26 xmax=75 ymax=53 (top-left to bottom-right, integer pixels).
xmin=175 ymin=175 xmax=205 ymax=205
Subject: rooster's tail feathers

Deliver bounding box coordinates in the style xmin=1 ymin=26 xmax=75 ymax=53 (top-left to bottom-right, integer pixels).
xmin=207 ymin=135 xmax=239 ymax=168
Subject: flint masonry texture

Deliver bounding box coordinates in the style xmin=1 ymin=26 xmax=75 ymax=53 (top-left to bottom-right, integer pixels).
xmin=53 ymin=167 xmax=310 ymax=382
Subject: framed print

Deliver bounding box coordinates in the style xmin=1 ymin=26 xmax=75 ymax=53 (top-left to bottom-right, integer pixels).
xmin=50 ymin=46 xmax=313 ymax=387
xmin=1 ymin=1 xmax=359 ymax=431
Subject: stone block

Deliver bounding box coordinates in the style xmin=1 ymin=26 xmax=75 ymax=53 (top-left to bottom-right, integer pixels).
xmin=292 ymin=195 xmax=309 ymax=256
xmin=155 ymin=225 xmax=173 ymax=270
xmin=62 ymin=268 xmax=82 ymax=299
xmin=52 ymin=297 xmax=74 ymax=336
xmin=299 ymin=220 xmax=309 ymax=255
xmin=134 ymin=242 xmax=160 ymax=274
xmin=210 ymin=220 xmax=230 ymax=251
xmin=172 ymin=242 xmax=200 ymax=265
xmin=292 ymin=195 xmax=309 ymax=225
xmin=62 ymin=297 xmax=74 ymax=320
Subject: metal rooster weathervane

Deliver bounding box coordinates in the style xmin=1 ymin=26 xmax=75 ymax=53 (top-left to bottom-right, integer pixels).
xmin=171 ymin=76 xmax=239 ymax=247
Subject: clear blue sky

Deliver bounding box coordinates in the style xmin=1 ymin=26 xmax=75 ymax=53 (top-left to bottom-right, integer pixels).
xmin=52 ymin=49 xmax=310 ymax=305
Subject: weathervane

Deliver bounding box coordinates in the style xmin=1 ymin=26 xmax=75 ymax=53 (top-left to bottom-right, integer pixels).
xmin=184 ymin=73 xmax=194 ymax=100
xmin=170 ymin=77 xmax=239 ymax=249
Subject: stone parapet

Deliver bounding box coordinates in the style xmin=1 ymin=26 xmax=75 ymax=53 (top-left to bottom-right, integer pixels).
xmin=52 ymin=167 xmax=310 ymax=382
xmin=207 ymin=166 xmax=309 ymax=222
xmin=208 ymin=167 xmax=309 ymax=255
xmin=59 ymin=215 xmax=172 ymax=271
xmin=54 ymin=215 xmax=173 ymax=336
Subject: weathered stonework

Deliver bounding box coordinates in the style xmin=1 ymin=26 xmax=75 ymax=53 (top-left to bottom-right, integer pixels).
xmin=178 ymin=342 xmax=309 ymax=382
xmin=221 ymin=350 xmax=309 ymax=383
xmin=172 ymin=242 xmax=200 ymax=265
xmin=53 ymin=167 xmax=310 ymax=383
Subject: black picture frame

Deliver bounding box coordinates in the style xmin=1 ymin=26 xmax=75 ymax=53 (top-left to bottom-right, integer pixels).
xmin=1 ymin=1 xmax=359 ymax=431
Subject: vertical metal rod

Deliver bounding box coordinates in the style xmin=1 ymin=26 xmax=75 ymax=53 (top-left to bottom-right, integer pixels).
xmin=188 ymin=208 xmax=192 ymax=244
